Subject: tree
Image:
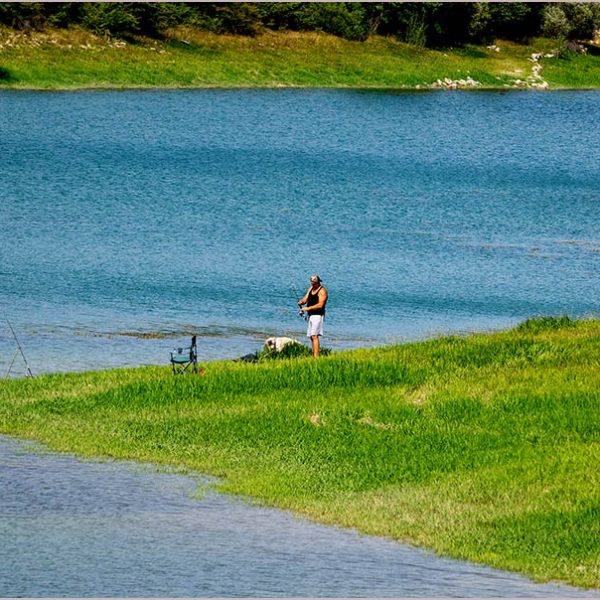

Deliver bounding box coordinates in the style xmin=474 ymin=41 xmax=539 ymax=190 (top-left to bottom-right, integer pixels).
xmin=258 ymin=3 xmax=369 ymax=41
xmin=542 ymin=4 xmax=570 ymax=40
xmin=0 ymin=3 xmax=47 ymax=29
xmin=543 ymin=3 xmax=600 ymax=42
xmin=469 ymin=3 xmax=493 ymax=44
xmin=213 ymin=3 xmax=263 ymax=36
xmin=487 ymin=3 xmax=544 ymax=42
xmin=80 ymin=3 xmax=140 ymax=37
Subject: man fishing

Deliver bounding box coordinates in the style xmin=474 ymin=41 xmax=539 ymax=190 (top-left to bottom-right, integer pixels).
xmin=298 ymin=274 xmax=328 ymax=358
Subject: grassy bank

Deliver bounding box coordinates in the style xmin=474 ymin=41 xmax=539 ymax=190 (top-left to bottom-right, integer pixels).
xmin=1 ymin=316 xmax=599 ymax=588
xmin=1 ymin=26 xmax=600 ymax=90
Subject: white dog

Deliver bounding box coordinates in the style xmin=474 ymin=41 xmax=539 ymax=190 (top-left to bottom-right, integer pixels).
xmin=264 ymin=336 xmax=299 ymax=353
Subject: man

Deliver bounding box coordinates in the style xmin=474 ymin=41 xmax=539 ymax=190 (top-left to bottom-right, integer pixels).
xmin=298 ymin=274 xmax=328 ymax=358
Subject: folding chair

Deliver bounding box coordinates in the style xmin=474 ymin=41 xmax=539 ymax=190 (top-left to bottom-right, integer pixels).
xmin=170 ymin=335 xmax=198 ymax=374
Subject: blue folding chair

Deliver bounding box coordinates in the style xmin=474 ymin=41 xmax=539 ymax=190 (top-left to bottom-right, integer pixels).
xmin=170 ymin=335 xmax=198 ymax=374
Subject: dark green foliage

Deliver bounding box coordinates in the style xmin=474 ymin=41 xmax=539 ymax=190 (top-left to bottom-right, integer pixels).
xmin=258 ymin=342 xmax=332 ymax=361
xmin=516 ymin=315 xmax=577 ymax=334
xmin=211 ymin=3 xmax=263 ymax=36
xmin=80 ymin=3 xmax=140 ymax=37
xmin=563 ymin=3 xmax=600 ymax=40
xmin=543 ymin=3 xmax=600 ymax=42
xmin=260 ymin=341 xmax=311 ymax=360
xmin=79 ymin=3 xmax=193 ymax=38
xmin=44 ymin=3 xmax=84 ymax=29
xmin=370 ymin=3 xmax=433 ymax=45
xmin=258 ymin=3 xmax=369 ymax=41
xmin=468 ymin=3 xmax=493 ymax=44
xmin=0 ymin=66 xmax=14 ymax=82
xmin=356 ymin=2 xmax=540 ymax=47
xmin=422 ymin=3 xmax=476 ymax=47
xmin=0 ymin=2 xmax=47 ymax=29
xmin=292 ymin=3 xmax=369 ymax=42
xmin=0 ymin=2 xmax=570 ymax=46
xmin=487 ymin=3 xmax=545 ymax=42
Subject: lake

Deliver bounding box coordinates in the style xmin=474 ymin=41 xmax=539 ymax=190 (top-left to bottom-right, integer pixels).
xmin=1 ymin=89 xmax=599 ymax=375
xmin=2 ymin=89 xmax=599 ymax=596
xmin=1 ymin=434 xmax=596 ymax=598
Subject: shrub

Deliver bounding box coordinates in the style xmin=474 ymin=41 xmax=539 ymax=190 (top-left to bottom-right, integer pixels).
xmin=0 ymin=66 xmax=14 ymax=82
xmin=258 ymin=341 xmax=332 ymax=361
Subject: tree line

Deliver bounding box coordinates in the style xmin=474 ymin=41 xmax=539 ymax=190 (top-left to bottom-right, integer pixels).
xmin=1 ymin=2 xmax=599 ymax=47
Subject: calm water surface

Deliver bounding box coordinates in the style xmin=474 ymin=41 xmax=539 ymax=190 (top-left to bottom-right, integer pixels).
xmin=1 ymin=89 xmax=599 ymax=374
xmin=1 ymin=435 xmax=596 ymax=598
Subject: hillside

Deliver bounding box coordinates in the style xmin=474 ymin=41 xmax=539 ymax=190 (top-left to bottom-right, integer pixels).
xmin=1 ymin=27 xmax=599 ymax=89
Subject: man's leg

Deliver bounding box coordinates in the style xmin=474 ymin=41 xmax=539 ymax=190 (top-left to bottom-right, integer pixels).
xmin=310 ymin=335 xmax=320 ymax=358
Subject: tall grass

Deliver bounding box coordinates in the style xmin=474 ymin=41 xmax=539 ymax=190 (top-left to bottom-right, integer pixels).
xmin=0 ymin=27 xmax=598 ymax=89
xmin=1 ymin=317 xmax=599 ymax=588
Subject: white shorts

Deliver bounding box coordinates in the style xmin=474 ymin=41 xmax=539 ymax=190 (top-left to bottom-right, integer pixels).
xmin=306 ymin=314 xmax=324 ymax=338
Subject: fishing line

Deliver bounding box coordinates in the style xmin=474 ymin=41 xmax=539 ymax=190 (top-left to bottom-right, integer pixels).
xmin=4 ymin=313 xmax=33 ymax=378
xmin=5 ymin=349 xmax=18 ymax=379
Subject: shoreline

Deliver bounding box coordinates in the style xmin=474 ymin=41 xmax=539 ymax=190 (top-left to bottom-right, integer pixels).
xmin=4 ymin=84 xmax=600 ymax=92
xmin=0 ymin=431 xmax=595 ymax=597
xmin=2 ymin=28 xmax=599 ymax=91
xmin=2 ymin=316 xmax=600 ymax=589
xmin=2 ymin=432 xmax=593 ymax=597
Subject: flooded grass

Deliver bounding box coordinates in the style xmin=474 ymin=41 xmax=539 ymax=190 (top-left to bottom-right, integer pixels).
xmin=0 ymin=27 xmax=599 ymax=90
xmin=1 ymin=317 xmax=599 ymax=588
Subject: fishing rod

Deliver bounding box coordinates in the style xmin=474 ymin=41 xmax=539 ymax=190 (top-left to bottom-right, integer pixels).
xmin=4 ymin=314 xmax=33 ymax=378
xmin=290 ymin=285 xmax=308 ymax=321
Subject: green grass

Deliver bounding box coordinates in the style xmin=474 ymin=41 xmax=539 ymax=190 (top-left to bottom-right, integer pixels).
xmin=0 ymin=27 xmax=599 ymax=90
xmin=1 ymin=316 xmax=599 ymax=588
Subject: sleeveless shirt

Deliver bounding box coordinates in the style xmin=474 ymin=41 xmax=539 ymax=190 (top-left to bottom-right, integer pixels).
xmin=306 ymin=287 xmax=326 ymax=316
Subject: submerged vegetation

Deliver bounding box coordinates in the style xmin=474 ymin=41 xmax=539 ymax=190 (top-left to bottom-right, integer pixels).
xmin=1 ymin=317 xmax=599 ymax=588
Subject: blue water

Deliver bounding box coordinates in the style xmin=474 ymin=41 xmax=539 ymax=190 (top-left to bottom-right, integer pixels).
xmin=1 ymin=434 xmax=596 ymax=598
xmin=2 ymin=90 xmax=600 ymax=596
xmin=1 ymin=89 xmax=599 ymax=375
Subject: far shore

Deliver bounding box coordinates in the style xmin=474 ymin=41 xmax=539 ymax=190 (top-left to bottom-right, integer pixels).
xmin=1 ymin=27 xmax=599 ymax=91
